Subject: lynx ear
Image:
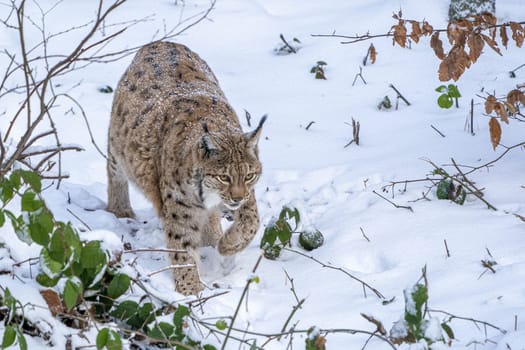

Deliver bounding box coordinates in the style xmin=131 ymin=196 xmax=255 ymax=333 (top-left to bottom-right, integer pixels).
xmin=245 ymin=114 xmax=267 ymax=148
xmin=200 ymin=122 xmax=218 ymax=158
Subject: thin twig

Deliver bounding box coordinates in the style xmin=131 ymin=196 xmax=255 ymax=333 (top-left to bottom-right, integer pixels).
xmin=430 ymin=124 xmax=446 ymax=137
xmin=283 ymin=248 xmax=385 ymax=299
xmin=389 ymin=84 xmax=411 ymax=106
xmin=372 ymin=190 xmax=413 ymax=212
xmin=305 ymin=121 xmax=315 ymax=130
xmin=450 ymin=158 xmax=497 ymax=210
xmin=279 ymin=34 xmax=297 ymax=54
xmin=66 ymin=208 xmax=92 ymax=231
xmin=429 ymin=308 xmax=507 ymax=334
xmin=444 ymin=239 xmax=450 ymax=258
xmin=221 ymin=254 xmax=263 ymax=350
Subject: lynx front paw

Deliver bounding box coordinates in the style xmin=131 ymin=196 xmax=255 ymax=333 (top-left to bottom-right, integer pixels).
xmin=217 ymin=234 xmax=245 ymax=256
xmin=107 ymin=206 xmax=136 ymax=219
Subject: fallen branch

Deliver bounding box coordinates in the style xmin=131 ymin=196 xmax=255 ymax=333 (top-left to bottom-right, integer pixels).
xmin=284 ymin=248 xmax=385 ymax=299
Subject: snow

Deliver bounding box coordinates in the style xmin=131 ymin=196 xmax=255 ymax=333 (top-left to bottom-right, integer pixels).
xmin=1 ymin=0 xmax=525 ymax=349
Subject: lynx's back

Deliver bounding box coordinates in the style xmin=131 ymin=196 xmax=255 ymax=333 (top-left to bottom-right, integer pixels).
xmin=107 ymin=41 xmax=265 ymax=295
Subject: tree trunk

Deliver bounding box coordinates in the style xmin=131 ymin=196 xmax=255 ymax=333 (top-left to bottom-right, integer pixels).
xmin=449 ymin=0 xmax=496 ymax=21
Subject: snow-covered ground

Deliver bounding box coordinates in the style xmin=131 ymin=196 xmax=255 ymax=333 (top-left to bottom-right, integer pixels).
xmin=1 ymin=0 xmax=525 ymax=349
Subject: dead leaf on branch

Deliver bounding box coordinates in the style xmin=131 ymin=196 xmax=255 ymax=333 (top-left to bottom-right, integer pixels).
xmin=438 ymin=45 xmax=470 ymax=81
xmin=510 ymin=22 xmax=524 ymax=48
xmin=494 ymin=102 xmax=509 ymax=123
xmin=485 ymin=95 xmax=497 ymax=114
xmin=422 ymin=21 xmax=433 ymax=36
xmin=410 ymin=21 xmax=422 ymax=43
xmin=500 ymin=26 xmax=509 ymax=48
xmin=480 ymin=33 xmax=502 ymax=55
xmin=392 ymin=19 xmax=407 ymax=47
xmin=489 ymin=117 xmax=502 ymax=150
xmin=467 ymin=33 xmax=484 ymax=63
xmin=430 ymin=32 xmax=445 ymax=59
xmin=481 ymin=12 xmax=497 ymax=27
xmin=507 ymin=89 xmax=524 ymax=106
xmin=367 ymin=43 xmax=377 ymax=64
xmin=447 ymin=20 xmax=470 ymax=46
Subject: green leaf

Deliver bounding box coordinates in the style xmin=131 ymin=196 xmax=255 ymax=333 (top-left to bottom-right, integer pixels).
xmin=215 ymin=319 xmax=227 ymax=330
xmin=173 ymin=304 xmax=190 ymax=331
xmin=317 ymin=61 xmax=327 ymax=66
xmin=437 ymin=94 xmax=453 ymax=109
xmin=111 ymin=300 xmax=138 ymax=321
xmin=0 ymin=180 xmax=14 ymax=203
xmin=36 ymin=273 xmax=60 ymax=287
xmin=107 ymin=273 xmax=130 ymax=299
xmin=447 ymin=84 xmax=461 ymax=98
xmin=105 ymin=330 xmax=122 ymax=350
xmin=29 ymin=212 xmax=53 ymax=246
xmin=441 ymin=322 xmax=455 ymax=339
xmin=435 ymin=85 xmax=448 ymax=93
xmin=0 ymin=211 xmax=5 ymax=228
xmin=40 ymin=247 xmax=64 ymax=278
xmin=1 ymin=326 xmax=16 ymax=349
xmin=203 ymin=345 xmax=218 ymax=350
xmin=260 ymin=225 xmax=278 ymax=247
xmin=96 ymin=328 xmax=109 ymax=349
xmin=276 ymin=224 xmax=291 ymax=245
xmin=80 ymin=241 xmax=106 ymax=269
xmin=22 ymin=191 xmax=43 ymax=212
xmin=8 ymin=171 xmax=22 ymax=190
xmin=63 ymin=278 xmax=82 ymax=311
xmin=16 ymin=330 xmax=27 ymax=350
xmin=20 ymin=170 xmax=42 ymax=193
xmin=436 ymin=179 xmax=452 ymax=200
xmin=281 ymin=206 xmax=300 ymax=231
xmin=148 ymin=322 xmax=175 ymax=340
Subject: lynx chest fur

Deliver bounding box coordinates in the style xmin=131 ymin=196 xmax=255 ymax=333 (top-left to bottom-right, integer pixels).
xmin=107 ymin=41 xmax=266 ymax=295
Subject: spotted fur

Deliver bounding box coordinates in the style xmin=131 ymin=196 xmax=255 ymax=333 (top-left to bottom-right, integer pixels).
xmin=107 ymin=41 xmax=265 ymax=295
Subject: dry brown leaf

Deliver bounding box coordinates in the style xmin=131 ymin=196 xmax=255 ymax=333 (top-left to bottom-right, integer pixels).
xmin=410 ymin=21 xmax=422 ymax=43
xmin=507 ymin=89 xmax=523 ymax=105
xmin=447 ymin=20 xmax=469 ymax=46
xmin=430 ymin=32 xmax=445 ymax=59
xmin=40 ymin=289 xmax=64 ymax=316
xmin=392 ymin=20 xmax=407 ymax=47
xmin=485 ymin=95 xmax=497 ymax=114
xmin=315 ymin=336 xmax=327 ymax=349
xmin=468 ymin=33 xmax=484 ymax=63
xmin=422 ymin=21 xmax=433 ymax=35
xmin=510 ymin=22 xmax=524 ymax=48
xmin=489 ymin=117 xmax=501 ymax=150
xmin=438 ymin=45 xmax=470 ymax=81
xmin=480 ymin=33 xmax=502 ymax=55
xmin=500 ymin=26 xmax=509 ymax=49
xmin=494 ymin=102 xmax=509 ymax=123
xmin=505 ymin=102 xmax=517 ymax=116
xmin=481 ymin=12 xmax=497 ymax=26
xmin=369 ymin=44 xmax=377 ymax=64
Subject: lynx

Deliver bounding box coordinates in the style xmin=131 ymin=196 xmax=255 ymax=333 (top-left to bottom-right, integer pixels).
xmin=107 ymin=41 xmax=266 ymax=295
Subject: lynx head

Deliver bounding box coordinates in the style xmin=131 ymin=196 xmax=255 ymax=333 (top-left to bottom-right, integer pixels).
xmin=199 ymin=116 xmax=266 ymax=210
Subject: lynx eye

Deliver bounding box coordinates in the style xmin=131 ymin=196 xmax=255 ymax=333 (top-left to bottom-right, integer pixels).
xmin=245 ymin=173 xmax=257 ymax=182
xmin=217 ymin=174 xmax=231 ymax=183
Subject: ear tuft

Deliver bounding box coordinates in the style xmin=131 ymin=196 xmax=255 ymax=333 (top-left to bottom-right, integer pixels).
xmin=246 ymin=114 xmax=267 ymax=147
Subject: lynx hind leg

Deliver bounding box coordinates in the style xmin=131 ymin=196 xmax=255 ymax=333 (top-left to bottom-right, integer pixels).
xmin=201 ymin=209 xmax=222 ymax=247
xmin=163 ymin=200 xmax=204 ymax=295
xmin=218 ymin=191 xmax=260 ymax=256
xmin=107 ymin=152 xmax=135 ymax=218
